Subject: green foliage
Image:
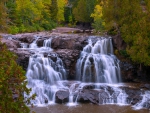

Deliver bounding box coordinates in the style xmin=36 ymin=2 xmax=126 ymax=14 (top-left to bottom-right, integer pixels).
xmin=9 ymin=26 xmax=19 ymax=34
xmin=73 ymin=0 xmax=96 ymax=23
xmin=50 ymin=0 xmax=58 ymax=22
xmin=5 ymin=0 xmax=58 ymax=33
xmin=103 ymin=0 xmax=150 ymax=66
xmin=119 ymin=50 xmax=129 ymax=58
xmin=57 ymin=0 xmax=67 ymax=23
xmin=6 ymin=0 xmax=17 ymax=25
xmin=91 ymin=4 xmax=105 ymax=32
xmin=0 ymin=2 xmax=33 ymax=111
xmin=0 ymin=0 xmax=8 ymax=32
xmin=64 ymin=7 xmax=71 ymax=23
xmin=0 ymin=41 xmax=33 ymax=113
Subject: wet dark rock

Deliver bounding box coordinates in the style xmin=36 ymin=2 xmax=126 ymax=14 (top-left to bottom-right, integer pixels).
xmin=140 ymin=84 xmax=150 ymax=90
xmin=111 ymin=91 xmax=120 ymax=98
xmin=130 ymin=95 xmax=142 ymax=105
xmin=45 ymin=98 xmax=48 ymax=104
xmin=143 ymin=101 xmax=150 ymax=109
xmin=120 ymin=61 xmax=136 ymax=82
xmin=37 ymin=38 xmax=44 ymax=47
xmin=15 ymin=49 xmax=31 ymax=70
xmin=18 ymin=35 xmax=35 ymax=43
xmin=48 ymin=53 xmax=58 ymax=62
xmin=55 ymin=90 xmax=69 ymax=103
xmin=124 ymin=87 xmax=143 ymax=105
xmin=77 ymin=89 xmax=99 ymax=104
xmin=55 ymin=49 xmax=80 ymax=79
xmin=82 ymin=84 xmax=95 ymax=89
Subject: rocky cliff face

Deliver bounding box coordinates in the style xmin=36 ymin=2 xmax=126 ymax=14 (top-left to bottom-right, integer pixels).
xmin=1 ymin=33 xmax=88 ymax=79
xmin=1 ymin=32 xmax=146 ymax=82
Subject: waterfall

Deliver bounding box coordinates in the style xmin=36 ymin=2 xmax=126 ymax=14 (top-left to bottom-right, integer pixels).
xmin=76 ymin=36 xmax=121 ymax=83
xmin=25 ymin=36 xmax=67 ymax=105
xmin=29 ymin=36 xmax=40 ymax=48
xmin=21 ymin=34 xmax=150 ymax=110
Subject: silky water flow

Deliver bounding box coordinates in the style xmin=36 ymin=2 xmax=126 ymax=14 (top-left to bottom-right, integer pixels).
xmin=23 ymin=36 xmax=149 ymax=109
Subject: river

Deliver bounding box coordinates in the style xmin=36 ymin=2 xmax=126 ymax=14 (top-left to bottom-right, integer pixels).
xmin=30 ymin=104 xmax=149 ymax=113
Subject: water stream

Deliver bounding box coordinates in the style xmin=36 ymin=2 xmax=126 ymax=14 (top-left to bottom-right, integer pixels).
xmin=21 ymin=35 xmax=150 ymax=111
xmin=76 ymin=36 xmax=121 ymax=83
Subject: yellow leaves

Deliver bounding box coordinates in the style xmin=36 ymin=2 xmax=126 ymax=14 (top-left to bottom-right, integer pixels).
xmin=57 ymin=0 xmax=68 ymax=22
xmin=91 ymin=5 xmax=103 ymax=19
xmin=91 ymin=4 xmax=105 ymax=32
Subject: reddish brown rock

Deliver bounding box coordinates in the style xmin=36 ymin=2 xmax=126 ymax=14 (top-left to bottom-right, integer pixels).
xmin=1 ymin=38 xmax=21 ymax=49
xmin=18 ymin=35 xmax=35 ymax=43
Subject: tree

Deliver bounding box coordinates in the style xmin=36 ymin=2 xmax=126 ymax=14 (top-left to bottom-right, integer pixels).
xmin=0 ymin=1 xmax=33 ymax=112
xmin=0 ymin=0 xmax=8 ymax=32
xmin=57 ymin=0 xmax=68 ymax=23
xmin=73 ymin=0 xmax=96 ymax=23
xmin=50 ymin=0 xmax=58 ymax=22
xmin=103 ymin=0 xmax=150 ymax=66
xmin=0 ymin=41 xmax=34 ymax=113
xmin=91 ymin=4 xmax=105 ymax=32
xmin=9 ymin=0 xmax=55 ymax=33
xmin=6 ymin=0 xmax=17 ymax=26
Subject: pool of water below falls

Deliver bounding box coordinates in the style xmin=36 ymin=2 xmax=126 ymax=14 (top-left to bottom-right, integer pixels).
xmin=30 ymin=103 xmax=149 ymax=113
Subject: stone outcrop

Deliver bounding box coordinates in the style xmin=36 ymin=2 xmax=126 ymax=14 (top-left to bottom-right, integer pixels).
xmin=18 ymin=35 xmax=35 ymax=43
xmin=120 ymin=61 xmax=136 ymax=82
xmin=76 ymin=89 xmax=99 ymax=104
xmin=55 ymin=49 xmax=80 ymax=79
xmin=1 ymin=32 xmax=147 ymax=82
xmin=1 ymin=38 xmax=21 ymax=49
xmin=55 ymin=90 xmax=69 ymax=103
xmin=112 ymin=34 xmax=126 ymax=50
xmin=51 ymin=35 xmax=88 ymax=50
xmin=1 ymin=33 xmax=88 ymax=79
xmin=14 ymin=49 xmax=32 ymax=70
xmin=54 ymin=83 xmax=149 ymax=109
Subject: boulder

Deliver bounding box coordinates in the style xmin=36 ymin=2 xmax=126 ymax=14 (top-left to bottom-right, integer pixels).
xmin=1 ymin=38 xmax=21 ymax=49
xmin=18 ymin=35 xmax=35 ymax=43
xmin=123 ymin=87 xmax=143 ymax=105
xmin=55 ymin=90 xmax=69 ymax=103
xmin=76 ymin=89 xmax=99 ymax=104
xmin=14 ymin=49 xmax=31 ymax=70
xmin=51 ymin=35 xmax=87 ymax=50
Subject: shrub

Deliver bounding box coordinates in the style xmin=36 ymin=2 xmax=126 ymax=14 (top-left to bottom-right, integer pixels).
xmin=0 ymin=41 xmax=33 ymax=113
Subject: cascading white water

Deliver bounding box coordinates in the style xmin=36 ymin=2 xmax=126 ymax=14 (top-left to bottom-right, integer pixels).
xmin=25 ymin=36 xmax=67 ymax=105
xmin=20 ymin=35 xmax=149 ymax=111
xmin=76 ymin=36 xmax=121 ymax=83
xmin=43 ymin=38 xmax=52 ymax=48
xmin=133 ymin=91 xmax=150 ymax=109
xmin=29 ymin=36 xmax=40 ymax=48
